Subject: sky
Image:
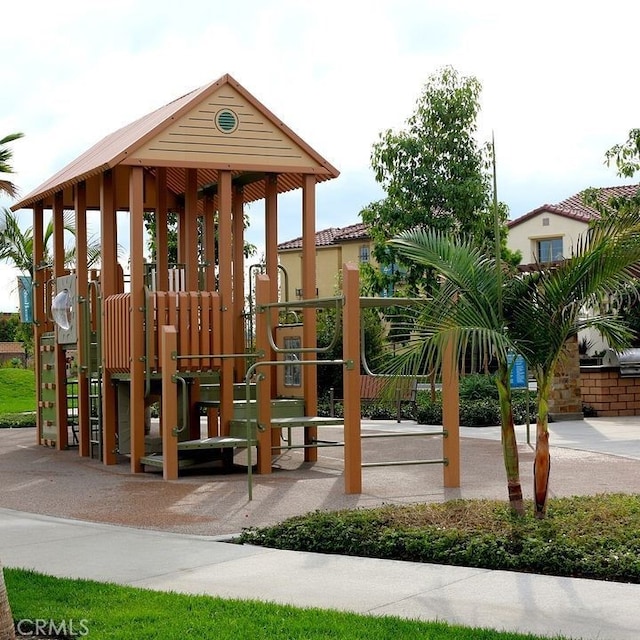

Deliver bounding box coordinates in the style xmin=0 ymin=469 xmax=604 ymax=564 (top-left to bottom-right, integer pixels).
xmin=1 ymin=0 xmax=639 ymax=311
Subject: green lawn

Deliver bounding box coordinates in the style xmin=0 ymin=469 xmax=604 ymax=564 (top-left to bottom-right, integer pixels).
xmin=0 ymin=367 xmax=35 ymax=414
xmin=5 ymin=569 xmax=565 ymax=640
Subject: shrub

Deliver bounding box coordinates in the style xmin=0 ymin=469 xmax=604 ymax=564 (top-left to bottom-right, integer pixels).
xmin=237 ymin=495 xmax=640 ymax=583
xmin=0 ymin=412 xmax=37 ymax=428
xmin=459 ymin=373 xmax=498 ymax=401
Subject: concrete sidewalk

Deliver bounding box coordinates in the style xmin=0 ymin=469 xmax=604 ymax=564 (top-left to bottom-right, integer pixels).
xmin=1 ymin=416 xmax=639 ymax=639
xmin=3 ymin=507 xmax=640 ymax=640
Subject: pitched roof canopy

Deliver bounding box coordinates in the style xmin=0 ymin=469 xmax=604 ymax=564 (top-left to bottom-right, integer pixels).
xmin=13 ymin=74 xmax=339 ymax=211
xmin=507 ymin=184 xmax=639 ymax=229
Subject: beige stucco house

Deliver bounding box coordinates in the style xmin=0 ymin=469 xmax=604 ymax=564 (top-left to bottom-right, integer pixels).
xmin=278 ymin=222 xmax=372 ymax=299
xmin=507 ymin=185 xmax=638 ymax=264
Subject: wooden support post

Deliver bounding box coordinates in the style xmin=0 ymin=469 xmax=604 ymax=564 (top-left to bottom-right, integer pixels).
xmin=203 ymin=192 xmax=216 ymax=292
xmin=218 ymin=170 xmax=234 ymax=436
xmin=265 ymin=175 xmax=280 ymax=450
xmin=442 ymin=336 xmax=460 ymax=487
xmin=129 ymin=166 xmax=146 ymax=473
xmin=301 ymin=175 xmax=318 ymax=461
xmin=52 ymin=191 xmax=68 ymax=451
xmin=342 ymin=263 xmax=361 ymax=493
xmin=33 ymin=201 xmax=45 ymax=446
xmin=255 ymin=274 xmax=272 ymax=474
xmin=161 ymin=326 xmax=178 ymax=480
xmin=100 ymin=169 xmax=118 ymax=465
xmin=265 ymin=174 xmax=279 ymax=405
xmin=233 ymin=186 xmax=245 ymax=379
xmin=75 ymin=181 xmax=90 ymax=457
xmin=155 ymin=166 xmax=168 ymax=291
xmin=184 ymin=168 xmax=199 ymax=291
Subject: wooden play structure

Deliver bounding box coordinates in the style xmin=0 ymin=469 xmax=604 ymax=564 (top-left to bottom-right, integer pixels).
xmin=12 ymin=74 xmax=460 ymax=496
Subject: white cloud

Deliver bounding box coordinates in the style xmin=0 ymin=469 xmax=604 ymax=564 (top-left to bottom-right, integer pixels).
xmin=2 ymin=0 xmax=639 ymax=310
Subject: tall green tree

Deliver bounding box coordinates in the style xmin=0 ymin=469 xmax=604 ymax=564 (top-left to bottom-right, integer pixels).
xmin=360 ymin=67 xmax=514 ymax=295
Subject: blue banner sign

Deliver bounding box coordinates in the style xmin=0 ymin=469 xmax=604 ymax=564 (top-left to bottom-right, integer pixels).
xmin=17 ymin=276 xmax=33 ymax=324
xmin=508 ymin=353 xmax=527 ymax=389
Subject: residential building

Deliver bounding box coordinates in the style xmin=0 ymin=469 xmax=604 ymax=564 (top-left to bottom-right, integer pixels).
xmin=507 ymin=185 xmax=639 ymax=264
xmin=277 ymin=222 xmax=372 ymax=299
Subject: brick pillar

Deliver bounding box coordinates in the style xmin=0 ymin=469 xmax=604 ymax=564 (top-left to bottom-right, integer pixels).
xmin=548 ymin=335 xmax=583 ymax=421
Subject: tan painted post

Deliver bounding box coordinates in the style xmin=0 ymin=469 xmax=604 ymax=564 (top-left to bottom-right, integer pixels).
xmin=33 ymin=201 xmax=45 ymax=446
xmin=218 ymin=170 xmax=234 ymax=436
xmin=264 ymin=174 xmax=280 ymax=450
xmin=184 ymin=168 xmax=199 ymax=291
xmin=161 ymin=326 xmax=178 ymax=480
xmin=52 ymin=191 xmax=68 ymax=450
xmin=301 ymin=175 xmax=318 ymax=461
xmin=177 ymin=207 xmax=186 ymax=270
xmin=442 ymin=336 xmax=460 ymax=487
xmin=203 ymin=193 xmax=216 ymax=292
xmin=155 ymin=166 xmax=168 ymax=291
xmin=129 ymin=166 xmax=146 ymax=473
xmin=101 ymin=169 xmax=118 ymax=464
xmin=232 ymin=185 xmax=245 ymax=378
xmin=75 ymin=181 xmax=90 ymax=456
xmin=255 ymin=273 xmax=272 ymax=474
xmin=342 ymin=263 xmax=362 ymax=493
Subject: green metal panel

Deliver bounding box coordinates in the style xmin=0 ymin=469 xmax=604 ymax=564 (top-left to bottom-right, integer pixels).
xmin=39 ymin=333 xmax=57 ymax=442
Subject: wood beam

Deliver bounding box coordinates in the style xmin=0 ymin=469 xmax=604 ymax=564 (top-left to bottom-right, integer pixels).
xmin=129 ymin=166 xmax=146 ymax=473
xmin=218 ymin=170 xmax=233 ymax=436
xmin=155 ymin=167 xmax=168 ymax=291
xmin=100 ymin=169 xmax=118 ymax=464
xmin=184 ymin=168 xmax=199 ymax=291
xmin=74 ymin=181 xmax=90 ymax=457
xmin=342 ymin=262 xmax=361 ymax=493
xmin=33 ymin=201 xmax=45 ymax=446
xmin=52 ymin=191 xmax=68 ymax=451
xmin=301 ymin=175 xmax=318 ymax=461
xmin=264 ymin=174 xmax=280 ymax=408
xmin=233 ymin=185 xmax=245 ymax=378
xmin=203 ymin=192 xmax=216 ymax=291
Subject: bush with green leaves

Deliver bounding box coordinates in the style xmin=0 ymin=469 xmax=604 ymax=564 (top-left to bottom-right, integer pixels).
xmin=238 ymin=494 xmax=640 ymax=583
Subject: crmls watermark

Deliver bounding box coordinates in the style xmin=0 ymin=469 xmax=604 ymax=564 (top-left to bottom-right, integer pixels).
xmin=16 ymin=618 xmax=90 ymax=637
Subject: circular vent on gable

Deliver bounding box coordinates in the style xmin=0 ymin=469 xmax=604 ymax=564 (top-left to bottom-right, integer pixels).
xmin=215 ymin=109 xmax=238 ymax=134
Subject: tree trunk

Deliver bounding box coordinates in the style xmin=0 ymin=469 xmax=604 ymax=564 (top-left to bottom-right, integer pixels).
xmin=533 ymin=375 xmax=552 ymax=519
xmin=496 ymin=365 xmax=524 ymax=515
xmin=0 ymin=562 xmax=15 ymax=640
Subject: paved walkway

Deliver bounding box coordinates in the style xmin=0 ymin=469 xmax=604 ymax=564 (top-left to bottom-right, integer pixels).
xmin=1 ymin=416 xmax=640 ymax=639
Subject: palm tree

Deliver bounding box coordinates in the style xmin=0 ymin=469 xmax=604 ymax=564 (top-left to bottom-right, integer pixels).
xmin=0 ymin=208 xmax=102 ymax=276
xmin=506 ymin=212 xmax=640 ymax=517
xmin=386 ymin=230 xmax=525 ymax=515
xmin=388 ymin=210 xmax=640 ymax=518
xmin=0 ymin=133 xmax=24 ymax=199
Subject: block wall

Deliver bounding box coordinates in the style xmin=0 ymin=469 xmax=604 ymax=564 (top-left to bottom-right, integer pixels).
xmin=580 ymin=368 xmax=640 ymax=417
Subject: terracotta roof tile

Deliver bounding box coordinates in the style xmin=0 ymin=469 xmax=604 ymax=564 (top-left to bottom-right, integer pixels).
xmin=508 ymin=184 xmax=640 ymax=229
xmin=278 ymin=222 xmax=370 ymax=250
xmin=0 ymin=342 xmax=25 ymax=354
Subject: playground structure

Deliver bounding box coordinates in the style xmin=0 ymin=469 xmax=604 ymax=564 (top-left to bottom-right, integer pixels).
xmin=12 ymin=74 xmax=460 ymax=495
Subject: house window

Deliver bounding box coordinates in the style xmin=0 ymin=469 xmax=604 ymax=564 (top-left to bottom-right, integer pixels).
xmin=359 ymin=245 xmax=370 ymax=263
xmin=283 ymin=336 xmax=302 ymax=387
xmin=537 ymin=237 xmax=563 ymax=262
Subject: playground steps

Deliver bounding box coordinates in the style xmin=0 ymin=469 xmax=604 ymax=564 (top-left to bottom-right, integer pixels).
xmin=229 ymin=415 xmax=344 ymax=438
xmin=140 ymin=436 xmax=255 ymax=471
